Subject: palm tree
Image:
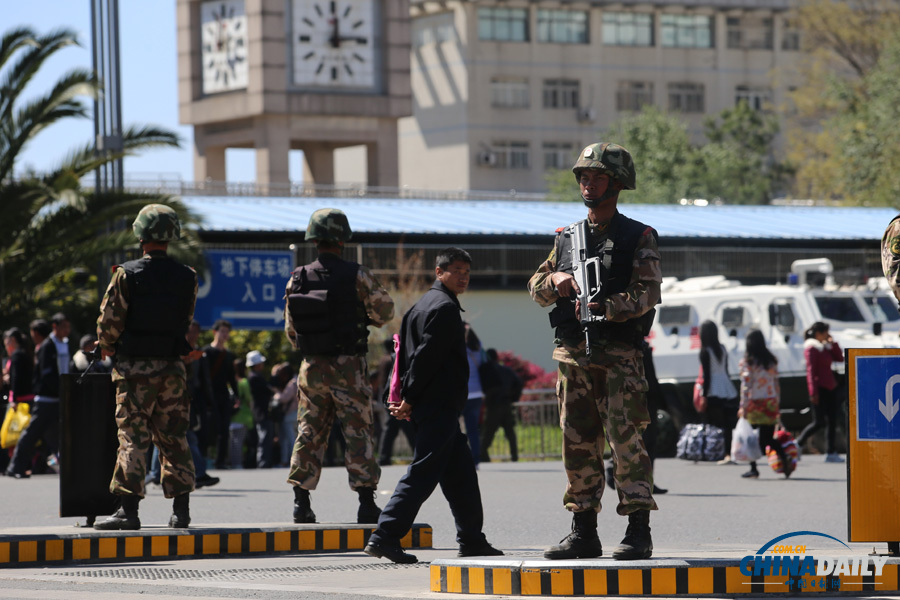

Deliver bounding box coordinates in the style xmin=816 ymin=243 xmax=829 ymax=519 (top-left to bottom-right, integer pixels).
xmin=0 ymin=26 xmax=203 ymax=334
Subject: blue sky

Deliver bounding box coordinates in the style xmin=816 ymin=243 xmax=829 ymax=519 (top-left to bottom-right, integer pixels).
xmin=8 ymin=2 xmax=260 ymax=183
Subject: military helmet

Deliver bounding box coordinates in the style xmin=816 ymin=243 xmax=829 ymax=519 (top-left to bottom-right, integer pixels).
xmin=572 ymin=142 xmax=636 ymax=190
xmin=133 ymin=204 xmax=181 ymax=242
xmin=305 ymin=208 xmax=352 ymax=243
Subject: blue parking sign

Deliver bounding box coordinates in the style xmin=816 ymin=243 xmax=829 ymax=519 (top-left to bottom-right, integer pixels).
xmin=194 ymin=249 xmax=294 ymax=330
xmin=854 ymin=355 xmax=900 ymax=441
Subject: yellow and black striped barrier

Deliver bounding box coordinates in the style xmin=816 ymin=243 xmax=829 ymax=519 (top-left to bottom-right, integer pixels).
xmin=430 ymin=558 xmax=900 ymax=596
xmin=0 ymin=523 xmax=431 ymax=567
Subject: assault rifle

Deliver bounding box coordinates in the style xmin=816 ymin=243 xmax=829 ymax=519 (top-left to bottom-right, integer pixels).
xmin=570 ymin=220 xmax=605 ymax=356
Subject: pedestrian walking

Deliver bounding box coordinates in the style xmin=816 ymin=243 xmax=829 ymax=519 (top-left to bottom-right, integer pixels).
xmin=364 ymin=247 xmax=503 ymax=564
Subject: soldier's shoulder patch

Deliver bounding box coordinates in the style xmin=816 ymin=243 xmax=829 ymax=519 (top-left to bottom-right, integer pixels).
xmin=111 ymin=264 xmax=120 ymax=273
xmin=555 ymin=227 xmax=565 ymax=233
xmin=891 ymin=236 xmax=900 ymax=257
xmin=642 ymin=226 xmax=653 ymax=235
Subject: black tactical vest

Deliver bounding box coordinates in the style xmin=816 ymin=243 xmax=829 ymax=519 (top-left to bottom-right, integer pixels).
xmin=286 ymin=253 xmax=369 ymax=356
xmin=548 ymin=213 xmax=657 ymax=348
xmin=118 ymin=253 xmax=195 ymax=359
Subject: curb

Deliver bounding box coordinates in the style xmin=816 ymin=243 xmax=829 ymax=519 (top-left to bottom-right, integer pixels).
xmin=430 ymin=557 xmax=900 ymax=596
xmin=0 ymin=523 xmax=432 ymax=568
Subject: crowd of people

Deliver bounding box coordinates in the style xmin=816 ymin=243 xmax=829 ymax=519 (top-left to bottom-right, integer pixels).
xmin=2 ymin=140 xmax=870 ymax=560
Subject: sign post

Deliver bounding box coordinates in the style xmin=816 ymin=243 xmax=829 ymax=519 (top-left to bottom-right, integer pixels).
xmin=194 ymin=249 xmax=294 ymax=330
xmin=847 ymin=347 xmax=900 ymax=550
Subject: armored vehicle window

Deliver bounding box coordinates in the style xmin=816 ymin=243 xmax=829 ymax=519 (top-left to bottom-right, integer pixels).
xmin=864 ymin=294 xmax=900 ymax=322
xmin=658 ymin=305 xmax=691 ymax=326
xmin=721 ymin=307 xmax=745 ymax=328
xmin=768 ymin=302 xmax=795 ymax=331
xmin=814 ymin=296 xmax=864 ymax=322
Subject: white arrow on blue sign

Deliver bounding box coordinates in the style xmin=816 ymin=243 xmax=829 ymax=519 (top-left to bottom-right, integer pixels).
xmin=194 ymin=249 xmax=294 ymax=331
xmin=855 ymin=356 xmax=900 ymax=441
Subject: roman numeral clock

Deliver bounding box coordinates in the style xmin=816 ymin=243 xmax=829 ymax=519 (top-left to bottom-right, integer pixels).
xmin=292 ymin=0 xmax=376 ymax=90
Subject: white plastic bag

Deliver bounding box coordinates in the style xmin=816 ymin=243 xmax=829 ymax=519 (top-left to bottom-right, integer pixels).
xmin=731 ymin=417 xmax=763 ymax=463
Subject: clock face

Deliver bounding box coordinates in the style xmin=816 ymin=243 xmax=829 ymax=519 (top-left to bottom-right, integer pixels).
xmin=200 ymin=0 xmax=249 ymax=94
xmin=291 ymin=0 xmax=378 ymax=90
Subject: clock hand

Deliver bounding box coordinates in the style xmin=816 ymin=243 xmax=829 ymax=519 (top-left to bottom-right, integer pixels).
xmin=330 ymin=16 xmax=341 ymax=48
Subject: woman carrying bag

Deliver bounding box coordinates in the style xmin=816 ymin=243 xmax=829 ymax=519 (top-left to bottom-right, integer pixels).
xmin=698 ymin=320 xmax=739 ymax=465
xmin=738 ymin=330 xmax=790 ymax=478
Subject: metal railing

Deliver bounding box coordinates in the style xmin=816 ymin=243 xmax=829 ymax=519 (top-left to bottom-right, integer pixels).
xmin=382 ymin=388 xmax=561 ymax=463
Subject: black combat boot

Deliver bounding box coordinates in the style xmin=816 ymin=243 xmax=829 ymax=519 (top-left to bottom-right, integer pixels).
xmin=293 ymin=487 xmax=316 ymax=523
xmin=94 ymin=496 xmax=141 ymax=530
xmin=544 ymin=510 xmax=603 ymax=560
xmin=612 ymin=510 xmax=652 ymax=560
xmin=357 ymin=487 xmax=382 ymax=524
xmin=169 ymin=493 xmax=191 ymax=528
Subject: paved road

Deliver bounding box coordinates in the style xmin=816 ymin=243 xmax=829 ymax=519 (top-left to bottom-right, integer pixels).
xmin=0 ymin=455 xmax=889 ymax=599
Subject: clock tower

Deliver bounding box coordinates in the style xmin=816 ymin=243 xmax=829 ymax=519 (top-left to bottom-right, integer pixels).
xmin=177 ymin=0 xmax=411 ymax=188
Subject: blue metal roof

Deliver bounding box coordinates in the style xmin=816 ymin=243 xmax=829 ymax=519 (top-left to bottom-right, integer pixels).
xmin=181 ymin=196 xmax=898 ymax=240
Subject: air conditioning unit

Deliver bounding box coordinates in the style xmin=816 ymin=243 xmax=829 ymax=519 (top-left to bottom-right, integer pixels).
xmin=577 ymin=108 xmax=596 ymax=123
xmin=476 ymin=151 xmax=498 ymax=167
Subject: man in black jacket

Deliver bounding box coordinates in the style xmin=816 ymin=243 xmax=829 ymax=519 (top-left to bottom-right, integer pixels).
xmin=6 ymin=315 xmax=69 ymax=479
xmin=364 ymin=248 xmax=503 ymax=564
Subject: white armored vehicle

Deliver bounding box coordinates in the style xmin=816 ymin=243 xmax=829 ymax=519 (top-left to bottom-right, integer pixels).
xmin=649 ymin=258 xmax=900 ymax=429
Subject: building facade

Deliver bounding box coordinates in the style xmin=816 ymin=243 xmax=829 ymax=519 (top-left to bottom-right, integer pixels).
xmin=399 ymin=0 xmax=800 ymax=193
xmin=176 ymin=0 xmax=412 ymax=189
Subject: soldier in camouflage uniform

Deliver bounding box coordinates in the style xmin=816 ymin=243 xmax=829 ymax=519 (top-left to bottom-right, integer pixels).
xmin=882 ymin=216 xmax=900 ymax=304
xmin=528 ymin=142 xmax=660 ymax=561
xmin=285 ymin=208 xmax=394 ymax=524
xmin=94 ymin=204 xmax=197 ymax=531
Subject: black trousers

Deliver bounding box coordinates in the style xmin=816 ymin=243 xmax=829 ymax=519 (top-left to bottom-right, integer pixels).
xmin=797 ymin=386 xmax=839 ymax=454
xmin=371 ymin=404 xmax=487 ymax=548
xmin=480 ymin=402 xmax=518 ymax=462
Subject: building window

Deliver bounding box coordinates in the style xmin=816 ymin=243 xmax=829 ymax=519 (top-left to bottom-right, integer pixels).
xmin=735 ymin=85 xmax=770 ymax=110
xmin=491 ymin=77 xmax=530 ymax=108
xmin=537 ymin=9 xmax=588 ymax=44
xmin=616 ymin=81 xmax=654 ymax=111
xmin=782 ymin=18 xmax=801 ymax=51
xmin=661 ymin=14 xmax=713 ymax=48
xmin=412 ymin=13 xmax=458 ymax=47
xmin=602 ymin=12 xmax=653 ymax=46
xmin=493 ymin=141 xmax=530 ymax=169
xmin=543 ymin=79 xmax=580 ymax=109
xmin=726 ymin=15 xmax=773 ymax=50
xmin=543 ymin=142 xmax=575 ymax=170
xmin=478 ymin=7 xmax=529 ymax=42
xmin=668 ymin=82 xmax=705 ymax=113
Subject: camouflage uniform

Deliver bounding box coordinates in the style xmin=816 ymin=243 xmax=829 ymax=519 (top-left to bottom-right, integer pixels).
xmin=96 ymin=208 xmax=197 ymax=501
xmin=285 ymin=265 xmax=394 ymax=491
xmin=882 ymin=215 xmax=900 ymax=303
xmin=528 ymin=218 xmax=661 ymax=516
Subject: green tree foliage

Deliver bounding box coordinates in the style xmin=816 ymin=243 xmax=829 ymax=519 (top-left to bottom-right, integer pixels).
xmin=545 ymin=105 xmax=784 ymax=204
xmin=695 ymin=101 xmax=785 ymax=204
xmin=786 ymin=0 xmax=900 ymax=202
xmin=826 ymin=35 xmax=900 ymax=204
xmin=0 ymin=26 xmax=203 ymax=337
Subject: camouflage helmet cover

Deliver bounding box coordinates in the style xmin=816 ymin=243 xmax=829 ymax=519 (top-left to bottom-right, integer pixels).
xmin=305 ymin=208 xmax=352 ymax=243
xmin=572 ymin=142 xmax=636 ymax=190
xmin=133 ymin=204 xmax=181 ymax=242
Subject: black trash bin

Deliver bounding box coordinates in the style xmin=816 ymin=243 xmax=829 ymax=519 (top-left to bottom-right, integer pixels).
xmin=59 ymin=373 xmax=118 ymax=519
